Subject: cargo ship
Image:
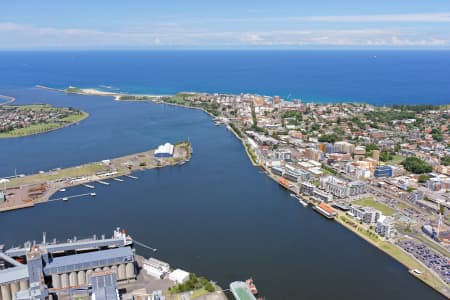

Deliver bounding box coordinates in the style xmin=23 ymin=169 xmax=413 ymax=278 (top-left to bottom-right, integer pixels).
xmin=313 ymin=202 xmax=337 ymax=219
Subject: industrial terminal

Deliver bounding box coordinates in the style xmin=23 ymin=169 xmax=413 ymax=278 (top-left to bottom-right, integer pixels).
xmin=0 ymin=228 xmax=232 ymax=300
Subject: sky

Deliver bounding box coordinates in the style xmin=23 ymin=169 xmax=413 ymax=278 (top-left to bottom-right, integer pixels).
xmin=1 ymin=0 xmax=450 ymax=50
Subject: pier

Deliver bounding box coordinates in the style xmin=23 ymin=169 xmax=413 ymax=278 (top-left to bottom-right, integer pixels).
xmin=46 ymin=192 xmax=96 ymax=204
xmin=82 ymin=184 xmax=95 ymax=189
xmin=96 ymin=180 xmax=110 ymax=186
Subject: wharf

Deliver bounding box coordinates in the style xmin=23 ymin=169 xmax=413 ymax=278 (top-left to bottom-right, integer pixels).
xmin=0 ymin=142 xmax=191 ymax=212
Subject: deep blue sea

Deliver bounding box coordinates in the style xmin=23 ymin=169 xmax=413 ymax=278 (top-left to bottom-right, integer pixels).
xmin=0 ymin=50 xmax=449 ymax=105
xmin=0 ymin=51 xmax=448 ymax=300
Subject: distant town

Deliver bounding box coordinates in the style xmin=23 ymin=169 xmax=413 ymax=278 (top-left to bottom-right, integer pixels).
xmin=0 ymin=104 xmax=88 ymax=138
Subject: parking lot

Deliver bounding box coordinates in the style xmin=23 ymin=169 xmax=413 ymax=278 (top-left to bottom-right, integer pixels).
xmin=398 ymin=239 xmax=450 ymax=284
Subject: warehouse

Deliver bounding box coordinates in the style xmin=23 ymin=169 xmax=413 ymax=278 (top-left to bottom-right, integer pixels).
xmin=154 ymin=143 xmax=174 ymax=158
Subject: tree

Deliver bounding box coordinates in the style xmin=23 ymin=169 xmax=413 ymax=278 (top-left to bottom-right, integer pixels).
xmin=318 ymin=134 xmax=340 ymax=143
xmin=401 ymin=157 xmax=432 ymax=174
xmin=418 ymin=174 xmax=430 ymax=183
xmin=441 ymin=156 xmax=450 ymax=166
xmin=380 ymin=150 xmax=393 ymax=162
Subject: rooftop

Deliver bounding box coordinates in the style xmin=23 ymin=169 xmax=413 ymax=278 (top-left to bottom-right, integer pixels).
xmin=44 ymin=247 xmax=134 ymax=275
xmin=0 ymin=265 xmax=29 ymax=285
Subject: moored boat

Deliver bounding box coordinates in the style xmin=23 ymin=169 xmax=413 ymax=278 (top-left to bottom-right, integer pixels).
xmin=313 ymin=202 xmax=337 ymax=219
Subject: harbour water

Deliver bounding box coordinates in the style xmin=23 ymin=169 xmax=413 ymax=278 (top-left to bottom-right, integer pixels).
xmin=0 ymin=51 xmax=449 ymax=299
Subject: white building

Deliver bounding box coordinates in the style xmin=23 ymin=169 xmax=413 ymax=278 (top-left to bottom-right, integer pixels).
xmin=168 ymin=269 xmax=190 ymax=284
xmin=350 ymin=206 xmax=381 ymax=224
xmin=155 ymin=142 xmax=174 ymax=157
xmin=143 ymin=258 xmax=170 ymax=278
xmin=375 ymin=216 xmax=395 ymax=238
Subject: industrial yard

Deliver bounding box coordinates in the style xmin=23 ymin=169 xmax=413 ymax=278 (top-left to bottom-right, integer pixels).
xmin=0 ymin=142 xmax=191 ymax=212
xmin=0 ymin=228 xmax=227 ymax=300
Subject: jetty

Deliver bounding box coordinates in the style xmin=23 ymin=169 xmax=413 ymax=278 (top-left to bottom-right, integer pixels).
xmin=96 ymin=180 xmax=110 ymax=186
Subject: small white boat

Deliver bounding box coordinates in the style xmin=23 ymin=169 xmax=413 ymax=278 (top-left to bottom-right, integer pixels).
xmin=411 ymin=269 xmax=422 ymax=275
xmin=59 ymin=188 xmax=66 ymax=192
xmin=292 ymin=195 xmax=308 ymax=207
xmin=90 ymin=192 xmax=97 ymax=197
xmin=62 ymin=197 xmax=68 ymax=201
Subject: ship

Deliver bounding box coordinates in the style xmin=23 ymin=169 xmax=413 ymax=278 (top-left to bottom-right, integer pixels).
xmin=246 ymin=278 xmax=258 ymax=295
xmin=313 ymin=202 xmax=337 ymax=219
xmin=278 ymin=177 xmax=293 ymax=190
xmin=230 ymin=278 xmax=262 ymax=300
xmin=290 ymin=194 xmax=308 ymax=207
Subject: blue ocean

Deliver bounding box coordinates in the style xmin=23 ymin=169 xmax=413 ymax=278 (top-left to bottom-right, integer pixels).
xmin=0 ymin=50 xmax=449 ymax=105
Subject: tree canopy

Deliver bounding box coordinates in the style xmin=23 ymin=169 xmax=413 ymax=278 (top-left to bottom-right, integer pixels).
xmin=401 ymin=157 xmax=432 ymax=174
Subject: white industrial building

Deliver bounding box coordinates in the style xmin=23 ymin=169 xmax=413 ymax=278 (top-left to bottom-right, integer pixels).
xmin=168 ymin=269 xmax=189 ymax=284
xmin=143 ymin=258 xmax=170 ymax=279
xmin=154 ymin=143 xmax=174 ymax=158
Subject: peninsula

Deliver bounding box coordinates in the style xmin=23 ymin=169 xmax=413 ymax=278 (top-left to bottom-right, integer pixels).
xmin=54 ymin=85 xmax=450 ymax=298
xmin=0 ymin=141 xmax=192 ymax=212
xmin=0 ymin=103 xmax=88 ymax=138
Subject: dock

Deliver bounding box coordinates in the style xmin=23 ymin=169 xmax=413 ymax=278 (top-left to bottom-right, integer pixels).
xmin=125 ymin=175 xmax=138 ymax=179
xmin=112 ymin=178 xmax=124 ymax=182
xmin=96 ymin=180 xmax=110 ymax=186
xmin=47 ymin=192 xmax=96 ymax=203
xmin=82 ymin=184 xmax=95 ymax=189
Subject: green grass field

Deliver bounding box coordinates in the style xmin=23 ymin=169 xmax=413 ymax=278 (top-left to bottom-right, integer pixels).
xmin=6 ymin=163 xmax=107 ymax=188
xmin=352 ymin=197 xmax=396 ymax=216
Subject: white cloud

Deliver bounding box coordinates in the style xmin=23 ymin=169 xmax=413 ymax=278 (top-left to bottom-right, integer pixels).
xmin=303 ymin=12 xmax=450 ymax=23
xmin=0 ymin=22 xmax=448 ymax=49
xmin=240 ymin=33 xmax=265 ymax=43
xmin=216 ymin=12 xmax=450 ymax=24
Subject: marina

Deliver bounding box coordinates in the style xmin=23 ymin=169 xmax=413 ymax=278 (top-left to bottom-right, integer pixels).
xmin=0 ymin=142 xmax=191 ymax=212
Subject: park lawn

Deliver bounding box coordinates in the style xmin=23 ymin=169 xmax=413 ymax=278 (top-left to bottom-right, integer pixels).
xmin=6 ymin=163 xmax=108 ymax=188
xmin=0 ymin=123 xmax=62 ymax=138
xmin=352 ymin=197 xmax=396 ymax=216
